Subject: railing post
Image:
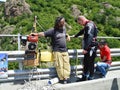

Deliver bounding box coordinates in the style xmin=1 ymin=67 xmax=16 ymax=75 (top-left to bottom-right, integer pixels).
xmin=18 ymin=33 xmax=23 ymax=70
xmin=17 ymin=33 xmax=21 ymax=50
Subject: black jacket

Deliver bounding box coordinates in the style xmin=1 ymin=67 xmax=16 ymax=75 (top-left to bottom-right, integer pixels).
xmin=75 ymin=21 xmax=98 ymax=50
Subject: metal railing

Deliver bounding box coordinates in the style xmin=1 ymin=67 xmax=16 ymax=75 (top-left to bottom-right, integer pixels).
xmin=0 ymin=48 xmax=120 ymax=62
xmin=0 ymin=34 xmax=120 ymax=82
xmin=0 ymin=61 xmax=120 ymax=82
xmin=0 ymin=49 xmax=120 ymax=82
xmin=1 ymin=34 xmax=120 ymax=50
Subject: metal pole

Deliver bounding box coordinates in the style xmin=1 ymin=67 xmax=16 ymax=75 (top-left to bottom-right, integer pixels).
xmin=70 ymin=35 xmax=120 ymax=39
xmin=17 ymin=33 xmax=23 ymax=70
xmin=17 ymin=33 xmax=21 ymax=50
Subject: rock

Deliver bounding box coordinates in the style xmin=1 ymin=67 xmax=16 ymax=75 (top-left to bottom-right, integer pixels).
xmin=1 ymin=25 xmax=15 ymax=34
xmin=4 ymin=0 xmax=32 ymax=17
xmin=71 ymin=5 xmax=82 ymax=18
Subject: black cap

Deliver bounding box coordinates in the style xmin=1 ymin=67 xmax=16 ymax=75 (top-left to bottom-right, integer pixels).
xmin=99 ymin=39 xmax=107 ymax=45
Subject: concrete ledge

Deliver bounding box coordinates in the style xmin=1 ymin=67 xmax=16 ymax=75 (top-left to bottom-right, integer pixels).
xmin=53 ymin=70 xmax=120 ymax=90
xmin=0 ymin=70 xmax=120 ymax=90
xmin=54 ymin=76 xmax=120 ymax=90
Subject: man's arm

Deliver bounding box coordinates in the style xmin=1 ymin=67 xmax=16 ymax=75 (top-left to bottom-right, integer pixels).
xmin=38 ymin=32 xmax=45 ymax=37
xmin=31 ymin=32 xmax=45 ymax=37
xmin=74 ymin=29 xmax=84 ymax=37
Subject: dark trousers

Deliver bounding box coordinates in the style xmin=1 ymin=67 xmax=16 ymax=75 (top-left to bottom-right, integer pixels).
xmin=83 ymin=50 xmax=97 ymax=77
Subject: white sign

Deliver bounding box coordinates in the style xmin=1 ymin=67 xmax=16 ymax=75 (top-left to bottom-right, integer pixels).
xmin=0 ymin=53 xmax=8 ymax=79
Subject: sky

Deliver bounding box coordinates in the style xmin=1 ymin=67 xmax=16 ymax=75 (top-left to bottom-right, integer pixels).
xmin=0 ymin=0 xmax=6 ymax=2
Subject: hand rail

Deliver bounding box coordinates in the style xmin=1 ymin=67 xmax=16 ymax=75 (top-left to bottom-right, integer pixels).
xmin=0 ymin=49 xmax=120 ymax=82
xmin=0 ymin=61 xmax=120 ymax=82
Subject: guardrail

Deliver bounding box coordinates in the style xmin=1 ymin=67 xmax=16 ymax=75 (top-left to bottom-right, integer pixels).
xmin=1 ymin=34 xmax=120 ymax=70
xmin=1 ymin=48 xmax=120 ymax=62
xmin=0 ymin=49 xmax=120 ymax=82
xmin=0 ymin=34 xmax=120 ymax=82
xmin=0 ymin=61 xmax=120 ymax=82
xmin=1 ymin=34 xmax=120 ymax=51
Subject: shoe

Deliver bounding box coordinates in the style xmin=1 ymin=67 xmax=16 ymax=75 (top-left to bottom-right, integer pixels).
xmin=76 ymin=77 xmax=81 ymax=82
xmin=66 ymin=78 xmax=71 ymax=83
xmin=76 ymin=76 xmax=87 ymax=82
xmin=102 ymin=75 xmax=105 ymax=78
xmin=88 ymin=76 xmax=94 ymax=80
xmin=63 ymin=80 xmax=67 ymax=84
xmin=80 ymin=77 xmax=87 ymax=81
xmin=59 ymin=80 xmax=64 ymax=84
xmin=100 ymin=73 xmax=105 ymax=78
xmin=59 ymin=78 xmax=71 ymax=84
xmin=59 ymin=80 xmax=68 ymax=84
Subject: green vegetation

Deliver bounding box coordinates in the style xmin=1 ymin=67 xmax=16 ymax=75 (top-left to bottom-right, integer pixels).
xmin=0 ymin=0 xmax=120 ymax=69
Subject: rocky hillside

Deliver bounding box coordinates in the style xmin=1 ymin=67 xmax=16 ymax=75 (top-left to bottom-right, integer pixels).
xmin=0 ymin=0 xmax=32 ymax=34
xmin=0 ymin=0 xmax=120 ymax=50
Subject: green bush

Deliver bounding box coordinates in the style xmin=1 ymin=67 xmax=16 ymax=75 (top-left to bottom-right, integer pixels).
xmin=0 ymin=0 xmax=120 ymax=69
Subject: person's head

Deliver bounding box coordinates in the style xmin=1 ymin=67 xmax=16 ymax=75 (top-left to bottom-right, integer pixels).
xmin=76 ymin=16 xmax=89 ymax=26
xmin=54 ymin=16 xmax=65 ymax=29
xmin=99 ymin=39 xmax=107 ymax=48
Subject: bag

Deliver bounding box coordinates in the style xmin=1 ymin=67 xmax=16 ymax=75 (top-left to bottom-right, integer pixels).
xmin=40 ymin=50 xmax=53 ymax=62
xmin=23 ymin=51 xmax=39 ymax=66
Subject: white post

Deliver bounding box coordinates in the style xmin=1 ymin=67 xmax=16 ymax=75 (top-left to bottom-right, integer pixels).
xmin=18 ymin=33 xmax=21 ymax=50
xmin=18 ymin=33 xmax=23 ymax=70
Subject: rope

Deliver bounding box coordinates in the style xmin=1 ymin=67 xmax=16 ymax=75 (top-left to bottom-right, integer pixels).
xmin=70 ymin=35 xmax=120 ymax=39
xmin=1 ymin=35 xmax=120 ymax=39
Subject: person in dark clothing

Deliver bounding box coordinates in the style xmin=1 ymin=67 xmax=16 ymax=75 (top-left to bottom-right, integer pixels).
xmin=74 ymin=16 xmax=98 ymax=81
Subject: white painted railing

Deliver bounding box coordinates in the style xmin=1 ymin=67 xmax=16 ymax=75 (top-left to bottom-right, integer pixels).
xmin=0 ymin=49 xmax=120 ymax=82
xmin=0 ymin=34 xmax=120 ymax=82
xmin=0 ymin=48 xmax=120 ymax=62
xmin=0 ymin=61 xmax=120 ymax=82
xmin=0 ymin=48 xmax=120 ymax=61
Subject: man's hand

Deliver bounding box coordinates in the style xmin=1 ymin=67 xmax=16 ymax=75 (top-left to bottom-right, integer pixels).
xmin=82 ymin=50 xmax=88 ymax=54
xmin=30 ymin=33 xmax=38 ymax=36
xmin=31 ymin=32 xmax=45 ymax=37
xmin=66 ymin=34 xmax=70 ymax=41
